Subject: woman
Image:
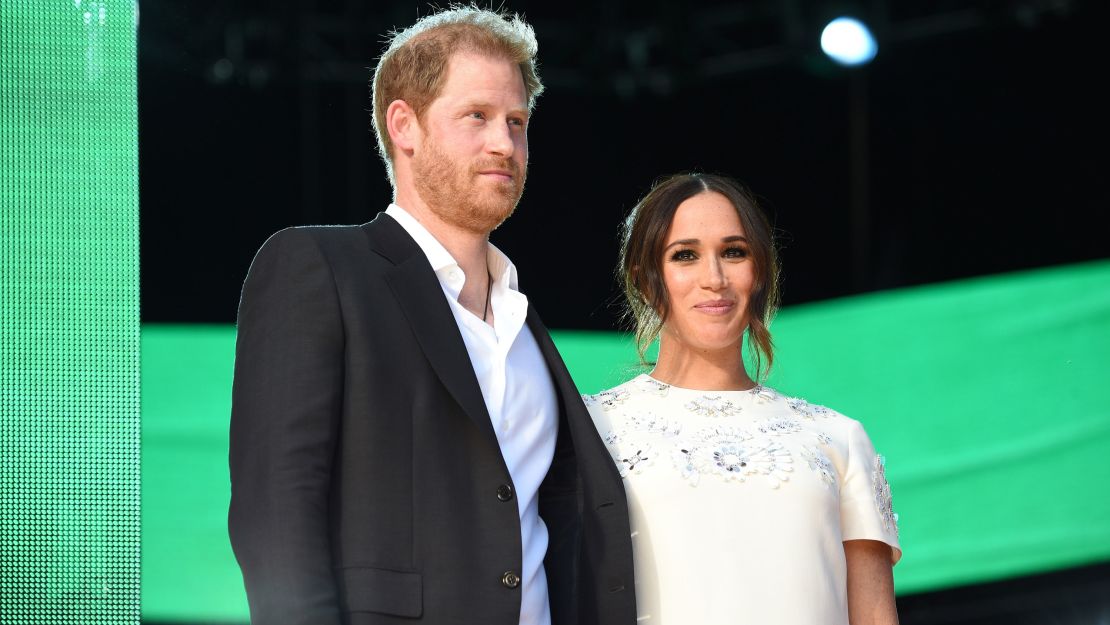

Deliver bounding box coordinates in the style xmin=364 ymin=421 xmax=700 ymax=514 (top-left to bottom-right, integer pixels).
xmin=585 ymin=173 xmax=901 ymax=624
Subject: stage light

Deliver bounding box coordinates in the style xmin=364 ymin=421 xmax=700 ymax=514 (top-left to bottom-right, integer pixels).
xmin=820 ymin=16 xmax=877 ymax=66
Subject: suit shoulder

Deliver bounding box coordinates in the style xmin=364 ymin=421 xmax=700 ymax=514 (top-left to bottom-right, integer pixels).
xmin=252 ymin=224 xmax=377 ymax=267
xmin=242 ymin=225 xmax=368 ymax=286
xmin=257 ymin=224 xmax=366 ymax=253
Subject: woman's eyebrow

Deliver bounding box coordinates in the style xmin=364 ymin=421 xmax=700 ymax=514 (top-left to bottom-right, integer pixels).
xmin=664 ymin=234 xmax=747 ymax=251
xmin=664 ymin=238 xmax=699 ymax=251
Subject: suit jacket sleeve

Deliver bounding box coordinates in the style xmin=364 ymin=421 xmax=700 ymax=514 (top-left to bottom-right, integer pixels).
xmin=229 ymin=228 xmax=344 ymax=624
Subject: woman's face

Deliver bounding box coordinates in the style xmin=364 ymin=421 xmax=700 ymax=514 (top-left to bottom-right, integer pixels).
xmin=659 ymin=191 xmax=755 ymax=355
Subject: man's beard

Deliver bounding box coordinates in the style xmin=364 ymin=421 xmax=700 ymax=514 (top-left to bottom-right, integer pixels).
xmin=411 ymin=138 xmax=525 ymax=235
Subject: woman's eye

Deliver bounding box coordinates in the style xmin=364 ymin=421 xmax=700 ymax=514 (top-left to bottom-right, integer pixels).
xmin=724 ymin=246 xmax=748 ymax=259
xmin=670 ymin=249 xmax=697 ymax=262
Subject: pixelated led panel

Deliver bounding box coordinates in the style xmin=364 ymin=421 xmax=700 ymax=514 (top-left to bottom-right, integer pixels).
xmin=1 ymin=1 xmax=140 ymax=623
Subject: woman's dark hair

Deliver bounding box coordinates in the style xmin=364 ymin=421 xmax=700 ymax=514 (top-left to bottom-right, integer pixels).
xmin=619 ymin=172 xmax=781 ymax=380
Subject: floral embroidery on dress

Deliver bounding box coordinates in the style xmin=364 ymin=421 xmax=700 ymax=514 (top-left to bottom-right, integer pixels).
xmin=801 ymin=445 xmax=837 ymax=486
xmin=711 ymin=442 xmax=751 ymax=475
xmin=589 ymin=389 xmax=630 ymax=411
xmin=786 ymin=397 xmax=814 ymax=419
xmin=684 ymin=395 xmax=741 ymax=418
xmin=671 ymin=427 xmax=793 ymax=488
xmin=639 ymin=377 xmax=671 ymax=396
xmin=785 ymin=397 xmax=833 ymax=420
xmin=712 ymin=437 xmax=793 ymax=488
xmin=750 ymin=385 xmax=779 ymax=403
xmin=591 ymin=382 xmax=853 ymax=494
xmin=671 ymin=426 xmax=751 ymax=487
xmin=613 ymin=442 xmax=654 ymax=477
xmin=629 ymin=412 xmax=682 ymax=437
xmin=671 ymin=446 xmax=700 ymax=484
xmin=872 ymin=454 xmax=899 ymax=535
xmin=756 ymin=417 xmax=803 ymax=436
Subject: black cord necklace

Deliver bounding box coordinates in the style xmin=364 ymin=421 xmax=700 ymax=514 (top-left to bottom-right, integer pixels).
xmin=482 ymin=270 xmax=492 ymax=322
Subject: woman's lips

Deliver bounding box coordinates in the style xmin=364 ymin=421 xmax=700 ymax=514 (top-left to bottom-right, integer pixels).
xmin=694 ymin=299 xmax=735 ymax=315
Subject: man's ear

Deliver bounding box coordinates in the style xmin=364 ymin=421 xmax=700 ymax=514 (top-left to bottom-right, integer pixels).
xmin=386 ymin=99 xmax=420 ymax=155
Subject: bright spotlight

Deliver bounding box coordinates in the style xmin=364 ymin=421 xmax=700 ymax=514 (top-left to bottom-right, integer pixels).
xmin=820 ymin=17 xmax=877 ymax=67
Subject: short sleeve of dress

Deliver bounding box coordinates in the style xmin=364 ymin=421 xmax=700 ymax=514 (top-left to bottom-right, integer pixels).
xmin=840 ymin=418 xmax=902 ymax=564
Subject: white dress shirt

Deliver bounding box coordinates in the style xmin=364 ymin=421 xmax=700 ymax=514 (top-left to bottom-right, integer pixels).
xmin=385 ymin=204 xmax=557 ymax=625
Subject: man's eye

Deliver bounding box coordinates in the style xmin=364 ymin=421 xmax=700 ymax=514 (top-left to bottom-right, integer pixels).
xmin=509 ymin=117 xmax=526 ymax=127
xmin=468 ymin=112 xmax=485 ymax=120
xmin=670 ymin=249 xmax=696 ymax=262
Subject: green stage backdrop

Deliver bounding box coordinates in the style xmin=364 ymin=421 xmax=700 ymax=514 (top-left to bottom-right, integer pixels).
xmin=1 ymin=1 xmax=140 ymax=622
xmin=141 ymin=260 xmax=1110 ymax=622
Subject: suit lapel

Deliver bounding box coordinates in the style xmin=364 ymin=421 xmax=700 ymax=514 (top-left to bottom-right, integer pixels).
xmin=525 ymin=307 xmax=583 ymax=412
xmin=362 ymin=215 xmax=497 ymax=444
xmin=526 ymin=306 xmax=628 ymax=491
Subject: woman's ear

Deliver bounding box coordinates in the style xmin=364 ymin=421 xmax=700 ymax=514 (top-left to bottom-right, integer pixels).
xmin=385 ymin=99 xmax=420 ymax=155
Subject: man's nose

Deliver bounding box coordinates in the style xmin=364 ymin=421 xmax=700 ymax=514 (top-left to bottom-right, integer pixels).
xmin=485 ymin=120 xmax=515 ymax=157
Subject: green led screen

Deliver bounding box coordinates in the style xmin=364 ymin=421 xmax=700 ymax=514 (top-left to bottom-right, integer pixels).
xmin=141 ymin=260 xmax=1110 ymax=622
xmin=1 ymin=1 xmax=140 ymax=622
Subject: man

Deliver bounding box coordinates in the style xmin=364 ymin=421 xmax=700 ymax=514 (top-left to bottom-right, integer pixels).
xmin=228 ymin=8 xmax=636 ymax=625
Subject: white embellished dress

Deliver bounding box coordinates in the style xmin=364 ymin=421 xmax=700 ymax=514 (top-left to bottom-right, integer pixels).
xmin=585 ymin=375 xmax=901 ymax=625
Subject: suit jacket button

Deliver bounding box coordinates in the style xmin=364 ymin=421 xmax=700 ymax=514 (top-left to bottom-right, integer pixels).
xmin=501 ymin=571 xmax=521 ymax=589
xmin=496 ymin=484 xmax=514 ymax=502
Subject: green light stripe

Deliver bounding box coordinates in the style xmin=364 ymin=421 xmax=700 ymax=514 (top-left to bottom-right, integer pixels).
xmin=140 ymin=259 xmax=1110 ymax=619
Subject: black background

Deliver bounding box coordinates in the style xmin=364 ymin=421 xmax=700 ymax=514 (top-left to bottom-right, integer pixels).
xmin=139 ymin=0 xmax=1108 ymax=328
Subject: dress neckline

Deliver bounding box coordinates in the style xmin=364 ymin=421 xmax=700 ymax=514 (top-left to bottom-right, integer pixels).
xmin=638 ymin=373 xmax=764 ymax=395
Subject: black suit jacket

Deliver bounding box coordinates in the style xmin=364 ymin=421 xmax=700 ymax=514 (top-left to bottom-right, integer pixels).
xmin=229 ymin=214 xmax=636 ymax=625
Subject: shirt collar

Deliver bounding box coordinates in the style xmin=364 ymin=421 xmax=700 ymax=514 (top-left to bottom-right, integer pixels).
xmin=385 ymin=203 xmax=456 ymax=273
xmin=385 ymin=203 xmax=520 ymax=297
